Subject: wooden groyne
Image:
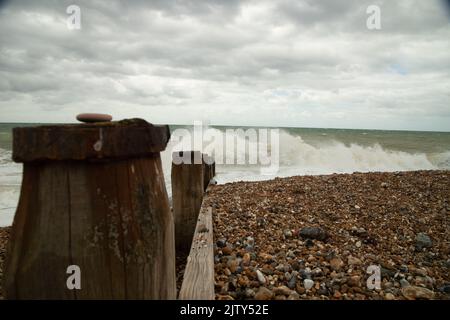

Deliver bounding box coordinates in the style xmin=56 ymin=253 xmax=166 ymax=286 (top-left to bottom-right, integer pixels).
xmin=3 ymin=118 xmax=217 ymax=300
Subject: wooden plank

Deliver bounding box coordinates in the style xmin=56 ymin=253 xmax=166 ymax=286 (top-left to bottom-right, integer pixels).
xmin=179 ymin=197 xmax=215 ymax=300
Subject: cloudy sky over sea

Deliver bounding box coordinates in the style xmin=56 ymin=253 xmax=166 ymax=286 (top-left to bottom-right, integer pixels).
xmin=0 ymin=0 xmax=449 ymax=130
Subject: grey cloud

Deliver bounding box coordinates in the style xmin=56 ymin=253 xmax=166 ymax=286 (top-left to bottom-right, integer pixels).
xmin=0 ymin=0 xmax=449 ymax=130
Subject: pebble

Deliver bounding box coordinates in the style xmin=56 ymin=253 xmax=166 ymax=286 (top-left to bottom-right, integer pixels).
xmin=438 ymin=284 xmax=450 ymax=294
xmin=299 ymin=269 xmax=312 ymax=280
xmin=216 ymin=238 xmax=227 ymax=248
xmin=256 ymin=270 xmax=266 ymax=284
xmin=287 ymin=292 xmax=300 ymax=300
xmin=330 ymin=257 xmax=344 ymax=271
xmin=275 ymin=264 xmax=285 ymax=271
xmin=299 ymin=227 xmax=328 ymax=241
xmin=400 ymin=279 xmax=410 ymax=288
xmin=399 ymin=265 xmax=409 ymax=273
xmin=245 ymin=288 xmax=255 ymax=298
xmin=222 ymin=246 xmax=233 ymax=255
xmin=287 ymin=275 xmax=296 ymax=289
xmin=312 ymin=267 xmax=323 ymax=276
xmin=76 ymin=113 xmax=112 ymax=123
xmin=227 ymin=258 xmax=239 ymax=273
xmin=402 ymin=286 xmax=435 ymax=300
xmin=415 ymin=233 xmax=432 ymax=250
xmin=273 ymin=286 xmax=292 ymax=296
xmin=317 ymin=283 xmax=328 ymax=295
xmin=237 ymin=275 xmax=250 ymax=287
xmin=259 ymin=253 xmax=274 ymax=263
xmin=304 ymin=279 xmax=314 ymax=290
xmin=254 ymin=287 xmax=273 ymax=300
xmin=242 ymin=253 xmax=251 ymax=266
xmin=246 ymin=237 xmax=255 ymax=246
xmin=347 ymin=256 xmax=362 ymax=265
xmin=244 ymin=244 xmax=254 ymax=252
xmin=385 ymin=293 xmax=396 ymax=300
xmin=348 ymin=275 xmax=361 ymax=287
xmin=284 ymin=230 xmax=293 ymax=238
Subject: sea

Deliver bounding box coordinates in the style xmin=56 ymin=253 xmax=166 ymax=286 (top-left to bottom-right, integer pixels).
xmin=1 ymin=123 xmax=449 ymax=227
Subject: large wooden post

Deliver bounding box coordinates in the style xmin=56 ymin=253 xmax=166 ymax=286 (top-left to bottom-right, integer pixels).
xmin=3 ymin=119 xmax=176 ymax=299
xmin=171 ymin=151 xmax=204 ymax=255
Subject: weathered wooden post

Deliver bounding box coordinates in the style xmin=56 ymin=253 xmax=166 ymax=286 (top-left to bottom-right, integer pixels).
xmin=3 ymin=118 xmax=176 ymax=299
xmin=202 ymin=154 xmax=210 ymax=191
xmin=171 ymin=151 xmax=204 ymax=255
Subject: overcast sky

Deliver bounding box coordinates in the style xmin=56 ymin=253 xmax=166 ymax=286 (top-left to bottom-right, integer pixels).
xmin=0 ymin=0 xmax=449 ymax=131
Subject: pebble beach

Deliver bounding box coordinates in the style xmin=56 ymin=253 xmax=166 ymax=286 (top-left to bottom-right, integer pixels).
xmin=205 ymin=170 xmax=450 ymax=300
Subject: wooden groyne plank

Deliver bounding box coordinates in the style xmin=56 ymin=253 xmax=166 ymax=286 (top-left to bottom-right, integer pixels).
xmin=179 ymin=193 xmax=215 ymax=300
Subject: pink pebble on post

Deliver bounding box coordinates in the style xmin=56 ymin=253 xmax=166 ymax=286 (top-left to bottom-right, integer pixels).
xmin=76 ymin=113 xmax=113 ymax=123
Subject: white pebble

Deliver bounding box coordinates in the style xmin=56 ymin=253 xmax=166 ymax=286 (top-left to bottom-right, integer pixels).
xmin=256 ymin=270 xmax=266 ymax=284
xmin=304 ymin=279 xmax=314 ymax=290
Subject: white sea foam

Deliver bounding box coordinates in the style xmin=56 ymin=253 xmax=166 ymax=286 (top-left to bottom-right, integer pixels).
xmin=206 ymin=129 xmax=448 ymax=184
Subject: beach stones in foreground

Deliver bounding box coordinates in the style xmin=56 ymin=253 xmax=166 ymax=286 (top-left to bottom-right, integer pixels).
xmin=210 ymin=171 xmax=450 ymax=300
xmin=76 ymin=113 xmax=112 ymax=123
xmin=415 ymin=233 xmax=432 ymax=250
xmin=299 ymin=226 xmax=329 ymax=241
xmin=402 ymin=286 xmax=435 ymax=300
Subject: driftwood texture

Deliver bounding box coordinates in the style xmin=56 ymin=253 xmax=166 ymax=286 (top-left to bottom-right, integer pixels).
xmin=4 ymin=119 xmax=176 ymax=299
xmin=179 ymin=201 xmax=214 ymax=300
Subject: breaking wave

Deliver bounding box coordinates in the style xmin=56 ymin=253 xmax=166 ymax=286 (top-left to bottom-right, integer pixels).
xmin=276 ymin=130 xmax=442 ymax=174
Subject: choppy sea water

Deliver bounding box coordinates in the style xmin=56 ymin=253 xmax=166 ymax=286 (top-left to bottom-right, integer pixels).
xmin=1 ymin=123 xmax=449 ymax=227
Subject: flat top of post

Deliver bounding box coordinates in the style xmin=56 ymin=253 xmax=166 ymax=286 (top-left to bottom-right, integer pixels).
xmin=13 ymin=118 xmax=171 ymax=162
